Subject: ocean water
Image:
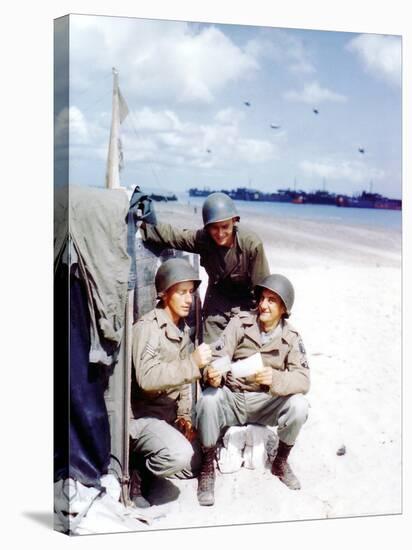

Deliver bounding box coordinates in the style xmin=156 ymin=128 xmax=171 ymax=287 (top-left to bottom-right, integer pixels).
xmin=180 ymin=193 xmax=402 ymax=231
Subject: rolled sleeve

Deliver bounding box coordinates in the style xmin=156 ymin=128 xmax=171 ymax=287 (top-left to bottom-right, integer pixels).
xmin=176 ymin=383 xmax=193 ymax=421
xmin=141 ymin=222 xmax=199 ymax=253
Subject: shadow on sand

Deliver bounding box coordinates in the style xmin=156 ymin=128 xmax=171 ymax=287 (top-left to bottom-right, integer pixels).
xmin=22 ymin=511 xmax=54 ymax=530
xmin=147 ymin=477 xmax=180 ymax=506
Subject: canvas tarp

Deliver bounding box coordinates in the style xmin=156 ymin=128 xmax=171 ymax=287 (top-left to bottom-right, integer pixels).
xmin=67 ymin=184 xmax=131 ymax=366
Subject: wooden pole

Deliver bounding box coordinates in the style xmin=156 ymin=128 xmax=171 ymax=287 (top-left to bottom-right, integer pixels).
xmin=120 ymin=288 xmax=134 ymax=505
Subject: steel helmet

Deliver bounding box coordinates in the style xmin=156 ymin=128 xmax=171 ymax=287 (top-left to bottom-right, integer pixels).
xmin=202 ymin=192 xmax=240 ymax=226
xmin=155 ymin=258 xmax=201 ymax=297
xmin=255 ymin=274 xmax=295 ymax=316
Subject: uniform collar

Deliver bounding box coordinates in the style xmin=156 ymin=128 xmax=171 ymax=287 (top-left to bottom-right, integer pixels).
xmin=280 ymin=320 xmax=297 ymax=345
xmin=242 ymin=310 xmax=261 ymax=345
xmin=260 ymin=322 xmax=282 ymax=343
xmin=244 ymin=315 xmax=294 ymax=347
xmin=233 ymin=226 xmax=244 ymax=252
xmin=261 ymin=319 xmax=294 ymax=346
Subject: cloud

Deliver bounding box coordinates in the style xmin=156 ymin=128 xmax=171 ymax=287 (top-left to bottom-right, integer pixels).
xmin=284 ymin=80 xmax=347 ymax=104
xmin=300 ymin=158 xmax=384 ymax=184
xmin=54 ymin=108 xmax=70 ymax=147
xmin=245 ymin=29 xmax=316 ymax=75
xmin=346 ymin=34 xmax=401 ymax=87
xmin=68 ymin=107 xmax=90 ymax=144
xmin=214 ymin=108 xmax=245 ymax=125
xmin=55 ymin=106 xmax=91 ymax=148
xmin=283 ymin=33 xmax=317 ymax=74
xmin=65 ymin=99 xmax=280 ymax=174
xmin=119 ymin=106 xmax=277 ymax=168
xmin=70 ymin=16 xmax=259 ymax=104
xmin=54 ymin=105 xmax=114 ymax=166
xmin=129 ymin=108 xmax=183 ymax=132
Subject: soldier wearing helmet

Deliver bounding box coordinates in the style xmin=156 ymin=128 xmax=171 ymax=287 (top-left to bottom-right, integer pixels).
xmin=129 ymin=258 xmax=212 ymax=507
xmin=195 ymin=274 xmax=310 ymax=506
xmin=141 ymin=192 xmax=270 ymax=343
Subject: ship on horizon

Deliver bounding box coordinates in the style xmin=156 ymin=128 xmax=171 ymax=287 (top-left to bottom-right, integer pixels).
xmin=188 ymin=187 xmax=401 ymax=211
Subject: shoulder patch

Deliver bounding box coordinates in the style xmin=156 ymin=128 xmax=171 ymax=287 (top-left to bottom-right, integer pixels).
xmin=298 ymin=337 xmax=309 ymax=369
xmin=212 ymin=337 xmax=225 ymax=352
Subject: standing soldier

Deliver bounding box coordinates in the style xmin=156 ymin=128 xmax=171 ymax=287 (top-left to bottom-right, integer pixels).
xmin=141 ymin=192 xmax=270 ymax=343
xmin=129 ymin=258 xmax=212 ymax=507
xmin=195 ymin=274 xmax=310 ymax=506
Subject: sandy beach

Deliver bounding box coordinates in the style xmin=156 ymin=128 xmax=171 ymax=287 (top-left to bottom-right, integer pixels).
xmin=69 ymin=200 xmax=402 ymax=535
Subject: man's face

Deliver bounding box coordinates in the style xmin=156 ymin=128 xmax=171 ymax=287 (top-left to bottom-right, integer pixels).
xmin=258 ymin=288 xmax=286 ymax=328
xmin=206 ymin=218 xmax=235 ymax=247
xmin=163 ymin=281 xmax=195 ymax=323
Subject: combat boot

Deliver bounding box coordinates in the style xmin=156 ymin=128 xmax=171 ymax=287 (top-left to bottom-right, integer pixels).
xmin=129 ymin=469 xmax=151 ymax=508
xmin=271 ymin=440 xmax=301 ymax=490
xmin=197 ymin=447 xmax=216 ymax=506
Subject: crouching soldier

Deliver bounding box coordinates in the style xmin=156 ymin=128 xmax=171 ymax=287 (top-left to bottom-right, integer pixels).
xmin=195 ymin=274 xmax=310 ymax=506
xmin=129 ymin=258 xmax=212 ymax=507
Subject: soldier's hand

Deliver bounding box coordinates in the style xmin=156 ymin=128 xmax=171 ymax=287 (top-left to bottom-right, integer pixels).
xmin=206 ymin=366 xmax=222 ymax=388
xmin=175 ymin=418 xmax=198 ymax=443
xmin=191 ymin=343 xmax=212 ymax=368
xmin=254 ymin=367 xmax=273 ymax=386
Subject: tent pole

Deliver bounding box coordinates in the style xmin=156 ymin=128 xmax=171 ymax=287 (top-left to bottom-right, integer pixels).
xmin=120 ymin=288 xmax=134 ymax=505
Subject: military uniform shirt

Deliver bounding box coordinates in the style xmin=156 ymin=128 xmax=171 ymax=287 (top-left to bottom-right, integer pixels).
xmin=131 ymin=306 xmax=201 ymax=424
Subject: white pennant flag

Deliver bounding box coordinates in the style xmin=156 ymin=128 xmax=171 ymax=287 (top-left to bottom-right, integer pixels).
xmin=106 ymin=68 xmax=129 ymax=189
xmin=118 ymin=89 xmax=129 ymax=124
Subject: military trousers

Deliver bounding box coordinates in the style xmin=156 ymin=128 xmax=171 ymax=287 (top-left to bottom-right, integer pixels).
xmin=129 ymin=417 xmax=201 ymax=479
xmin=195 ymin=386 xmax=309 ymax=449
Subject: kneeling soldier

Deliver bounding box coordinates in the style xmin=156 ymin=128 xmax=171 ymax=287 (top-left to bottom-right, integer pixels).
xmin=129 ymin=258 xmax=211 ymax=507
xmin=196 ymin=274 xmax=310 ymax=506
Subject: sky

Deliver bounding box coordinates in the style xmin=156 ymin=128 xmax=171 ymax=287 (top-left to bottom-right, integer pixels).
xmin=56 ymin=14 xmax=402 ymax=199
